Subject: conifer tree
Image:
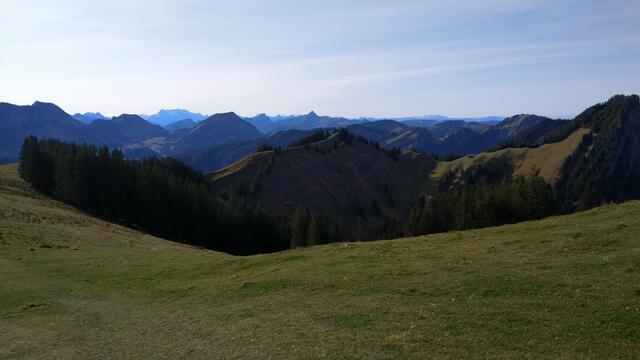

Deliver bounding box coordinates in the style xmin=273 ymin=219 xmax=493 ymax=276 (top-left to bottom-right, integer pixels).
xmin=308 ymin=212 xmax=330 ymax=245
xmin=290 ymin=207 xmax=310 ymax=247
xmin=577 ymin=184 xmax=594 ymax=211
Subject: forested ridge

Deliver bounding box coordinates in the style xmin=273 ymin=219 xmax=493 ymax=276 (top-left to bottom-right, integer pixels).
xmin=17 ymin=92 xmax=640 ymax=254
xmin=554 ymin=95 xmax=640 ymax=210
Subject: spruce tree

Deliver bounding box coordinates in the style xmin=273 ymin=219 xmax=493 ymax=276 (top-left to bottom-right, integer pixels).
xmin=577 ymin=184 xmax=594 ymax=211
xmin=308 ymin=212 xmax=330 ymax=245
xmin=290 ymin=207 xmax=310 ymax=247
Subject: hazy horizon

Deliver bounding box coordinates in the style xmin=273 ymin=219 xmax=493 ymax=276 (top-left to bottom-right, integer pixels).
xmin=1 ymin=0 xmax=639 ymax=118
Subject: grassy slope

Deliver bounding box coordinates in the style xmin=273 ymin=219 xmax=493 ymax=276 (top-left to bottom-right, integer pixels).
xmin=1 ymin=163 xmax=639 ymax=359
xmin=432 ymin=128 xmax=590 ymax=183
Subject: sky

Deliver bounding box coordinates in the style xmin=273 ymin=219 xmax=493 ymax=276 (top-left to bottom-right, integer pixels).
xmin=1 ymin=0 xmax=639 ymax=118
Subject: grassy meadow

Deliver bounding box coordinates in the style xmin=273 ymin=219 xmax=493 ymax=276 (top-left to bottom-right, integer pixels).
xmin=1 ymin=163 xmax=639 ymax=359
xmin=432 ymin=128 xmax=590 ymax=183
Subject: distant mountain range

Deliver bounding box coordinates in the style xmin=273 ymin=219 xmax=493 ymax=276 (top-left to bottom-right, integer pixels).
xmin=67 ymin=105 xmax=506 ymax=133
xmin=243 ymin=113 xmax=505 ymax=133
xmin=73 ymin=112 xmax=109 ymax=124
xmin=180 ymin=114 xmax=556 ymax=172
xmin=0 ymin=101 xmax=553 ymax=170
xmin=0 ymin=103 xmax=264 ymax=163
xmin=2 ymin=94 xmax=638 ymax=236
xmin=165 ymin=119 xmax=196 ymax=132
xmin=141 ymin=109 xmax=208 ymax=126
xmin=244 ymin=111 xmax=361 ymax=133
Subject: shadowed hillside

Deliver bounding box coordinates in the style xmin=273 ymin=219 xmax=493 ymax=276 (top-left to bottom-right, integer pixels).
xmin=210 ymin=131 xmax=438 ymax=235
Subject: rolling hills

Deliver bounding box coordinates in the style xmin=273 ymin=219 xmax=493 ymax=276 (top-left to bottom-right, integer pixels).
xmin=1 ymin=163 xmax=639 ymax=358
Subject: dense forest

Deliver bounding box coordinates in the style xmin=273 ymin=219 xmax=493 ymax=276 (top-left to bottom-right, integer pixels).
xmin=554 ymin=95 xmax=640 ymax=210
xmin=18 ymin=136 xmax=289 ymax=255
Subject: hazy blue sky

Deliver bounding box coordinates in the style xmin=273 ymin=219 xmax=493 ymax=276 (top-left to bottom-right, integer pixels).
xmin=1 ymin=0 xmax=639 ymax=118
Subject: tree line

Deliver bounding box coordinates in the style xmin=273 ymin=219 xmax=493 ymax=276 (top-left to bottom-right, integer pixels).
xmin=288 ymin=208 xmax=346 ymax=247
xmin=19 ymin=136 xmax=289 ymax=255
xmin=283 ymin=171 xmax=558 ymax=248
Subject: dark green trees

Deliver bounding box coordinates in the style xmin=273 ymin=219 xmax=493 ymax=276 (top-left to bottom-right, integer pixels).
xmin=18 ymin=136 xmax=52 ymax=192
xmin=289 ymin=207 xmax=341 ymax=248
xmin=551 ymin=95 xmax=640 ymax=209
xmin=289 ymin=207 xmax=310 ymax=248
xmin=289 ymin=129 xmax=332 ymax=147
xmin=405 ymin=174 xmax=557 ymax=237
xmin=307 ymin=212 xmax=330 ymax=245
xmin=18 ymin=137 xmax=288 ymax=255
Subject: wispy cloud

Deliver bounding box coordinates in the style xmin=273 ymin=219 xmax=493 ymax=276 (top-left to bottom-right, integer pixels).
xmin=0 ymin=0 xmax=638 ymax=117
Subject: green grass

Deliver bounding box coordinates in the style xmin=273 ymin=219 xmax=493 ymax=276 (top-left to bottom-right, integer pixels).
xmin=1 ymin=163 xmax=639 ymax=359
xmin=433 ymin=128 xmax=590 ymax=183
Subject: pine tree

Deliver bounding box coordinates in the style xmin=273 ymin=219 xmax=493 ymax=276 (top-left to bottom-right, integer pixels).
xmin=290 ymin=207 xmax=310 ymax=247
xmin=356 ymin=219 xmax=366 ymax=241
xmin=330 ymin=221 xmax=345 ymax=242
xmin=18 ymin=136 xmax=52 ymax=192
xmin=577 ymin=184 xmax=594 ymax=211
xmin=307 ymin=212 xmax=330 ymax=245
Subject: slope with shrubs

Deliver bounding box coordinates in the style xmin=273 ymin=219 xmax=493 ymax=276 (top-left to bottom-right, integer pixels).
xmin=1 ymin=163 xmax=639 ymax=358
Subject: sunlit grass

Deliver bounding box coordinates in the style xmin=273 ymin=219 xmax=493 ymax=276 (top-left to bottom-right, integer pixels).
xmin=1 ymin=163 xmax=638 ymax=358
